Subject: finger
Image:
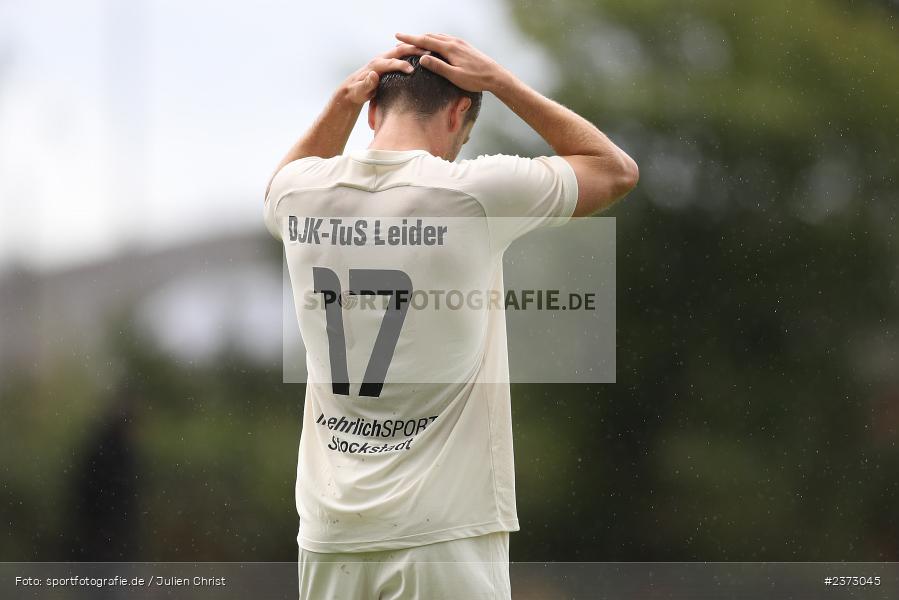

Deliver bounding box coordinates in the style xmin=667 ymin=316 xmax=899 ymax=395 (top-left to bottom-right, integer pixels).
xmin=382 ymin=43 xmax=427 ymax=59
xmin=418 ymin=53 xmax=459 ymax=78
xmin=353 ymin=70 xmax=378 ymax=89
xmin=347 ymin=70 xmax=379 ymax=101
xmin=425 ymin=32 xmax=460 ymax=48
xmin=395 ymin=32 xmax=451 ymax=54
xmin=371 ymin=57 xmax=415 ymax=74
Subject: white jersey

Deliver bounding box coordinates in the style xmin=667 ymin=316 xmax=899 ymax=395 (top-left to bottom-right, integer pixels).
xmin=264 ymin=148 xmax=577 ymax=552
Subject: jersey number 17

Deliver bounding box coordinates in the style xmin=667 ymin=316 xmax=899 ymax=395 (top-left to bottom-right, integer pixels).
xmin=312 ymin=267 xmax=412 ymax=398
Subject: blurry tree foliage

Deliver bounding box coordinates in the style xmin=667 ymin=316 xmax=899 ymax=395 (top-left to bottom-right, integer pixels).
xmin=504 ymin=0 xmax=899 ymax=560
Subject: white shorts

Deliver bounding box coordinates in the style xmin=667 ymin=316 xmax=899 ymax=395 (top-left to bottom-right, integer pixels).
xmin=297 ymin=532 xmax=511 ymax=599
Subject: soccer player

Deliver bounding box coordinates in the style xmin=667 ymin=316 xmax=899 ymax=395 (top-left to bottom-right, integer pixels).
xmin=264 ymin=33 xmax=638 ymax=599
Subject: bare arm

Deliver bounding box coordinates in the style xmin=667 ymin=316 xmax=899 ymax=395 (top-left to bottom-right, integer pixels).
xmin=264 ymin=44 xmax=423 ymax=200
xmin=491 ymin=76 xmax=639 ymax=216
xmin=395 ymin=33 xmax=639 ymax=216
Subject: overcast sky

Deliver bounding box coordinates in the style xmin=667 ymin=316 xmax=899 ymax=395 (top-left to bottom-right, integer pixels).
xmin=0 ymin=0 xmax=556 ymax=272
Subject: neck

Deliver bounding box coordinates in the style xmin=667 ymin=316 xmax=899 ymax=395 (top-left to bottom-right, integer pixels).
xmin=369 ymin=114 xmax=444 ymax=157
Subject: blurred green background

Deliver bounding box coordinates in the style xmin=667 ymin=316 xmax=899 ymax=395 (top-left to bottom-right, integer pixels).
xmin=1 ymin=0 xmax=897 ymax=564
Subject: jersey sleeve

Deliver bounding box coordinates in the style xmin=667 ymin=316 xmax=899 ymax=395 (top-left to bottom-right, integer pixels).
xmin=263 ymin=157 xmax=323 ymax=241
xmin=460 ymin=153 xmax=579 ymax=251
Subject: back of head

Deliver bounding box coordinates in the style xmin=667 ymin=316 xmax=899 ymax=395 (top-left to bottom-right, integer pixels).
xmin=375 ymin=53 xmax=482 ymax=125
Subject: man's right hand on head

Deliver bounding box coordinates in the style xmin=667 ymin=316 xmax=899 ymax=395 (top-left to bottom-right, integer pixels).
xmin=340 ymin=43 xmax=426 ymax=105
xmin=394 ymin=32 xmax=509 ymax=94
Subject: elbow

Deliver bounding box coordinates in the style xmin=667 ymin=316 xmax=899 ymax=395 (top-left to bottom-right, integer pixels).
xmin=617 ymin=155 xmax=639 ymax=195
xmin=606 ymin=155 xmax=638 ymax=201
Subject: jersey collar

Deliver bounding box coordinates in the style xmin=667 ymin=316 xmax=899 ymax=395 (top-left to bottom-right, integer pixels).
xmin=348 ymin=148 xmax=432 ymax=164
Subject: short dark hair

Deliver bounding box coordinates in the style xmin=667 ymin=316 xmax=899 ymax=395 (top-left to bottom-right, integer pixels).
xmin=375 ymin=53 xmax=482 ymax=125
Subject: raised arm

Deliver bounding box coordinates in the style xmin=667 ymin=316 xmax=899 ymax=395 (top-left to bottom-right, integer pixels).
xmin=264 ymin=44 xmax=424 ymax=200
xmin=395 ymin=32 xmax=639 ymax=216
